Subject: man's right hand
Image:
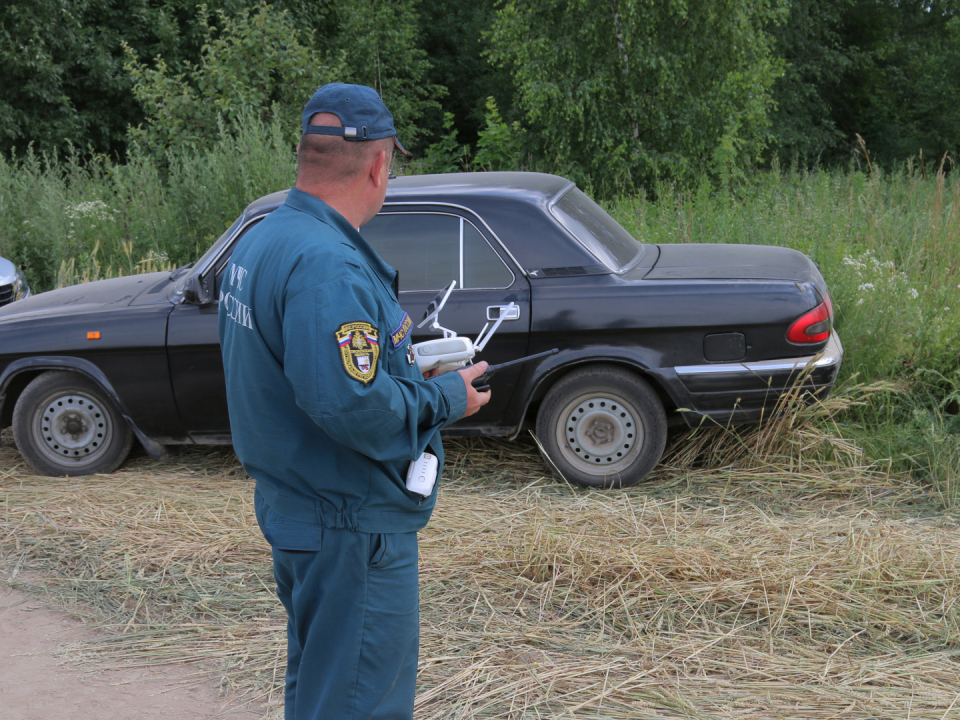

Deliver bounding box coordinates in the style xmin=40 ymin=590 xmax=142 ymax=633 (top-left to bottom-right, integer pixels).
xmin=458 ymin=362 xmax=491 ymax=418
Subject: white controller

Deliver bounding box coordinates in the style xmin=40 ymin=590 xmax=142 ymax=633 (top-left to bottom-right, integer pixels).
xmin=412 ymin=280 xmax=515 ymax=374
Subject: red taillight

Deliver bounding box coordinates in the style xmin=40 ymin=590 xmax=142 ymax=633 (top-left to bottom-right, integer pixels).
xmin=786 ymin=294 xmax=833 ymax=344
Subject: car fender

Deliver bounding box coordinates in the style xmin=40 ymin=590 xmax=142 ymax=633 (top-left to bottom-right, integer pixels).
xmin=0 ymin=356 xmax=169 ymax=460
xmin=506 ymin=345 xmax=691 ymax=440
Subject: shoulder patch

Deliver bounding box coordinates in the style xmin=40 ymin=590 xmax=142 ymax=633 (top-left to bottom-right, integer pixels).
xmin=336 ymin=322 xmax=380 ymax=385
xmin=390 ymin=312 xmax=413 ymax=348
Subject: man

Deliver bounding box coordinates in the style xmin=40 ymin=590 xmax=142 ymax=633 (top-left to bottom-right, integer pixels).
xmin=218 ymin=83 xmax=491 ymax=720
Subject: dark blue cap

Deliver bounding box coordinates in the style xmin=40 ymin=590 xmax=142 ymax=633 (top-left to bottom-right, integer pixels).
xmin=301 ymin=83 xmax=407 ymax=154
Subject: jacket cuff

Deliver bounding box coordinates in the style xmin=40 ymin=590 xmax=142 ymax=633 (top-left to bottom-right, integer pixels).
xmin=433 ymin=370 xmax=468 ymax=425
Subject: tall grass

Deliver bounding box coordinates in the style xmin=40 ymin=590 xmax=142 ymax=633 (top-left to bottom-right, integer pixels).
xmin=0 ymin=112 xmax=296 ymax=293
xmin=607 ymin=161 xmax=960 ymax=502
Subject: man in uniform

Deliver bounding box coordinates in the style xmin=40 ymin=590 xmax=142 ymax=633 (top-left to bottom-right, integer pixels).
xmin=218 ymin=83 xmax=491 ymax=720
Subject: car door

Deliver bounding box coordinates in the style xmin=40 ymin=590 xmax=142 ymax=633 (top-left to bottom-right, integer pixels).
xmin=165 ymin=219 xmax=263 ymax=441
xmin=360 ymin=206 xmax=531 ymax=429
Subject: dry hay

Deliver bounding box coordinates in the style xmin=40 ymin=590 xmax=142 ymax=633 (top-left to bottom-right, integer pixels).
xmin=2 ymin=386 xmax=960 ymax=719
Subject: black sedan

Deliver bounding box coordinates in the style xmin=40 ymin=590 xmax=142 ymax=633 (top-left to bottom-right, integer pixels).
xmin=0 ymin=172 xmax=842 ymax=486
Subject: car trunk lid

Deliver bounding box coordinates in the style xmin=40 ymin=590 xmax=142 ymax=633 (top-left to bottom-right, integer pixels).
xmin=646 ymin=244 xmax=826 ymax=296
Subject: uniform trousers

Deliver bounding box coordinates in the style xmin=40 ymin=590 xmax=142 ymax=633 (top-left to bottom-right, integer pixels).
xmin=271 ymin=528 xmax=419 ymax=720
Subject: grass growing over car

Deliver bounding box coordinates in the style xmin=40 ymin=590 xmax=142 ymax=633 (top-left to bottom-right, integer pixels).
xmin=4 ymin=386 xmax=960 ymax=719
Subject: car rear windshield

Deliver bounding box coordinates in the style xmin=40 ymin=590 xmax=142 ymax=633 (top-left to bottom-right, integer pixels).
xmin=550 ymin=187 xmax=643 ymax=271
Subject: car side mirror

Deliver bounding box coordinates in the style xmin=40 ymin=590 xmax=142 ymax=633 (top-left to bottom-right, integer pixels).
xmin=182 ymin=276 xmax=202 ymax=305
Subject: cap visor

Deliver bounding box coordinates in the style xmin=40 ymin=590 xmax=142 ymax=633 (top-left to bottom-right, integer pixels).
xmin=393 ymin=136 xmax=408 ymax=155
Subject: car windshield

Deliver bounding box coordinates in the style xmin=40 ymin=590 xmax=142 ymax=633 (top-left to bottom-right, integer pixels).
xmin=550 ymin=187 xmax=644 ymax=271
xmin=174 ymin=216 xmax=243 ymax=296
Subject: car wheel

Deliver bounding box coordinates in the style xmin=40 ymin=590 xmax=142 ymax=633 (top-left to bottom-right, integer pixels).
xmin=535 ymin=365 xmax=667 ymax=488
xmin=12 ymin=371 xmax=134 ymax=477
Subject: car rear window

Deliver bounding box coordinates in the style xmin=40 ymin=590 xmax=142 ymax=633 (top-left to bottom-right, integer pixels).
xmin=550 ymin=188 xmax=643 ymax=271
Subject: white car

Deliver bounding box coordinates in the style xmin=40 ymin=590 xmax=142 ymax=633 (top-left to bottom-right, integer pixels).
xmin=0 ymin=257 xmax=30 ymax=308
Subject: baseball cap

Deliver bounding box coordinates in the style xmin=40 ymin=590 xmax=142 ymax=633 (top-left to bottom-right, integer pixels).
xmin=301 ymin=83 xmax=408 ymax=154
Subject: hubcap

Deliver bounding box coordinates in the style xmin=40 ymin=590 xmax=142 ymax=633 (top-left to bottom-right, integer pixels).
xmin=32 ymin=392 xmax=112 ymax=467
xmin=555 ymin=392 xmax=644 ymax=475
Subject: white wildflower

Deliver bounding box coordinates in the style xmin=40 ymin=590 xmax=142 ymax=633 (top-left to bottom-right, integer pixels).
xmin=909 ymin=288 xmax=919 ymax=299
xmin=64 ymin=200 xmax=115 ymax=222
xmin=858 ymin=283 xmax=875 ymax=291
xmin=856 ymin=298 xmax=864 ymax=306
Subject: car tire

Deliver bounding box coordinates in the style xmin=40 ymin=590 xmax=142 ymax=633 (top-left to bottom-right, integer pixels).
xmin=535 ymin=365 xmax=667 ymax=488
xmin=12 ymin=371 xmax=134 ymax=477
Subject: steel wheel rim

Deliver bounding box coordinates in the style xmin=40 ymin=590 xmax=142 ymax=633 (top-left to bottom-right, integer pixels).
xmin=555 ymin=391 xmax=644 ymax=475
xmin=31 ymin=390 xmax=114 ymax=468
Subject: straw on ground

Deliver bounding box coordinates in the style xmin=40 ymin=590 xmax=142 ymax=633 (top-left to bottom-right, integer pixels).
xmin=2 ymin=387 xmax=959 ymax=719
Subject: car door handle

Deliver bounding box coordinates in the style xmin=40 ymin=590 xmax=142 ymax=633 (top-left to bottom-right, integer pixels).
xmin=486 ymin=305 xmax=521 ymax=321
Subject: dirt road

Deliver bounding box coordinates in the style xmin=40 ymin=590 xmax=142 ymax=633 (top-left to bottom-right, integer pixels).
xmin=0 ymin=583 xmax=259 ymax=719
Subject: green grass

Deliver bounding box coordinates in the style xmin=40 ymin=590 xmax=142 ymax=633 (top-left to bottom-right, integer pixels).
xmin=0 ymin=111 xmax=297 ymax=292
xmin=607 ymin=165 xmax=960 ymax=503
xmin=2 ymin=126 xmax=958 ymax=500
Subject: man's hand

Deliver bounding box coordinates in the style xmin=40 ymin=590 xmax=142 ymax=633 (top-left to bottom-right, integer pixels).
xmin=422 ymin=368 xmax=440 ymax=379
xmin=458 ymin=362 xmax=491 ymax=418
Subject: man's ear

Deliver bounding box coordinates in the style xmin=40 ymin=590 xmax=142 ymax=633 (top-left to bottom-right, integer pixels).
xmin=370 ymin=149 xmax=387 ymax=188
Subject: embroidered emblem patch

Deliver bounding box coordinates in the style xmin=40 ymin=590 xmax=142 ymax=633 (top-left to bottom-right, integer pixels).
xmin=336 ymin=322 xmax=380 ymax=385
xmin=391 ymin=312 xmax=412 ymax=348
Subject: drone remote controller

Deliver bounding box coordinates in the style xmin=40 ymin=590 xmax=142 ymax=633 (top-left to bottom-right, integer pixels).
xmin=412 ymin=281 xmax=516 ymax=373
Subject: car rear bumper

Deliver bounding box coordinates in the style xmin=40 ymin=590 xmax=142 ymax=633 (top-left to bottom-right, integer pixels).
xmin=672 ymin=331 xmax=844 ymax=426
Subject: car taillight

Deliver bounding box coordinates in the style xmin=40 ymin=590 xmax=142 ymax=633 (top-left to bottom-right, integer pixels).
xmin=786 ymin=294 xmax=833 ymax=344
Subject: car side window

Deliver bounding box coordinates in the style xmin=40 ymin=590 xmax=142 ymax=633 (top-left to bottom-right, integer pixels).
xmin=360 ymin=212 xmax=513 ymax=292
xmin=361 ymin=213 xmax=458 ymax=292
xmin=462 ymin=221 xmax=513 ymax=289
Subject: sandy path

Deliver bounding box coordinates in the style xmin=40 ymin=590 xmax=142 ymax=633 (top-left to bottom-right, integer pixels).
xmin=0 ymin=584 xmax=263 ymax=719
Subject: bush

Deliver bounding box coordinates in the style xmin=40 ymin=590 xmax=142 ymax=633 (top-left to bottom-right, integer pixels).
xmin=125 ymin=1 xmax=341 ymax=158
xmin=0 ymin=110 xmax=295 ymax=293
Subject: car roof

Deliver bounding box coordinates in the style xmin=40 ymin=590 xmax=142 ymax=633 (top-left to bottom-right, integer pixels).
xmin=242 ymin=172 xmax=576 ymax=218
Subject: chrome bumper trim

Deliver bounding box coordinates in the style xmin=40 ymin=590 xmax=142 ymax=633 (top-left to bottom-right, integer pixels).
xmin=675 ymin=331 xmax=844 ymax=377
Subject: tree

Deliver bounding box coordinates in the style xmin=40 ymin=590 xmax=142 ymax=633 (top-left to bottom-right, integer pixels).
xmin=0 ymin=0 xmax=253 ymax=158
xmin=320 ymin=0 xmax=443 ymax=149
xmin=125 ymin=2 xmax=341 ymax=157
xmin=417 ymin=0 xmax=516 ymax=146
xmin=768 ymin=0 xmax=960 ymax=168
xmin=767 ymin=0 xmax=861 ymax=164
xmin=844 ymin=0 xmax=960 ymax=165
xmin=488 ymin=0 xmax=787 ymax=194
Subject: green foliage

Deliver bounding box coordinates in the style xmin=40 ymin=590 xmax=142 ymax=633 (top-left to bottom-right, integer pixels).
xmin=0 ymin=0 xmax=255 ymax=158
xmin=322 ymin=0 xmax=442 ymax=150
xmin=417 ymin=0 xmax=516 ymax=146
xmin=767 ymin=0 xmax=858 ymax=164
xmin=125 ymin=2 xmax=341 ymax=157
xmin=769 ymin=0 xmax=960 ymax=167
xmin=0 ymin=110 xmax=295 ymax=293
xmin=409 ymin=113 xmax=471 ymax=174
xmin=488 ymin=0 xmax=787 ymax=195
xmin=472 ymin=97 xmax=527 ymax=171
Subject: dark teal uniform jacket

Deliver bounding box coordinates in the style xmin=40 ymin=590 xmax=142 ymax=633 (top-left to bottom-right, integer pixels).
xmin=218 ymin=188 xmax=467 ymax=546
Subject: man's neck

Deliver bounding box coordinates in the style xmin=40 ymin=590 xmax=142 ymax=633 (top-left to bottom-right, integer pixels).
xmin=296 ymin=182 xmax=365 ymax=228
